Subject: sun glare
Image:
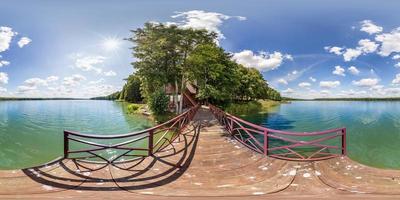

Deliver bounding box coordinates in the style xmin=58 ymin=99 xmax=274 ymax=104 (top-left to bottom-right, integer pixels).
xmin=102 ymin=37 xmax=121 ymax=51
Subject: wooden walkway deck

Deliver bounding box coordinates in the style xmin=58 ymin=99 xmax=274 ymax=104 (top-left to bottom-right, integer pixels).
xmin=1 ymin=107 xmax=400 ymax=199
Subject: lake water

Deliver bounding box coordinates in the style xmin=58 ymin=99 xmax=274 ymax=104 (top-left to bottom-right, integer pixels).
xmin=0 ymin=100 xmax=154 ymax=170
xmin=243 ymin=101 xmax=400 ymax=169
xmin=1 ymin=100 xmax=399 ymax=170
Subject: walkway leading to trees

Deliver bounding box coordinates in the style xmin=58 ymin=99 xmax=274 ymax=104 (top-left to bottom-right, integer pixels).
xmin=1 ymin=106 xmax=400 ymax=199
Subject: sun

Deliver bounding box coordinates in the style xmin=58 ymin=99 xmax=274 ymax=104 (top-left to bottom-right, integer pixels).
xmin=102 ymin=37 xmax=121 ymax=51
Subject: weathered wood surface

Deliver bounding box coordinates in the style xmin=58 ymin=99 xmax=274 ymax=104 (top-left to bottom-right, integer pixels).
xmin=1 ymin=107 xmax=399 ymax=199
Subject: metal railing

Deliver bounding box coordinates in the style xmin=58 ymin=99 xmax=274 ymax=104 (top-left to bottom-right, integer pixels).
xmin=209 ymin=104 xmax=346 ymax=161
xmin=64 ymin=104 xmax=200 ymax=164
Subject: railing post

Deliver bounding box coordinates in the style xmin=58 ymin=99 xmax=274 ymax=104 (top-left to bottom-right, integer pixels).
xmin=341 ymin=128 xmax=347 ymax=155
xmin=63 ymin=131 xmax=69 ymax=159
xmin=148 ymin=130 xmax=154 ymax=156
xmin=264 ymin=130 xmax=268 ymax=156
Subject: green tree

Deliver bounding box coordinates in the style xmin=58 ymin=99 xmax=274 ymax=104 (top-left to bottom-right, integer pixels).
xmin=186 ymin=44 xmax=240 ymax=103
xmin=119 ymin=74 xmax=143 ymax=103
xmin=148 ymin=90 xmax=169 ymax=115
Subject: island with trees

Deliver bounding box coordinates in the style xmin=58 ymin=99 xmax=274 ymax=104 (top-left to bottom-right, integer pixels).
xmin=93 ymin=22 xmax=282 ymax=120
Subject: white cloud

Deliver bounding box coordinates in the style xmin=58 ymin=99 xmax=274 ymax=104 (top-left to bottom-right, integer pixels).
xmin=171 ymin=10 xmax=246 ymax=40
xmin=0 ymin=72 xmax=8 ymax=84
xmin=0 ymin=27 xmax=17 ymax=53
xmin=277 ymin=78 xmax=288 ymax=85
xmin=347 ymin=66 xmax=360 ymax=75
xmin=375 ymin=28 xmax=400 ymax=56
xmin=74 ymin=55 xmax=105 ymax=73
xmin=395 ymin=63 xmax=400 ymax=68
xmin=17 ymin=85 xmax=37 ymax=93
xmin=342 ymin=48 xmax=362 ymax=61
xmin=392 ymin=74 xmax=400 ymax=85
xmin=89 ymin=78 xmax=105 ymax=85
xmin=393 ymin=54 xmax=400 ymax=60
xmin=24 ymin=78 xmax=48 ymax=87
xmin=46 ymin=76 xmax=59 ymax=82
xmin=320 ymin=81 xmax=340 ymax=88
xmin=324 ymin=46 xmax=343 ymax=55
xmin=0 ymin=86 xmax=6 ymax=93
xmin=103 ymin=70 xmax=117 ymax=76
xmin=298 ymin=82 xmax=311 ymax=88
xmin=320 ymin=90 xmax=331 ymax=95
xmin=352 ymin=78 xmax=379 ymax=87
xmin=232 ymin=50 xmax=292 ymax=71
xmin=309 ymin=77 xmax=316 ymax=82
xmin=282 ymin=88 xmax=294 ymax=94
xmin=17 ymin=37 xmax=32 ymax=48
xmin=63 ymin=74 xmax=86 ymax=87
xmin=357 ymin=39 xmax=379 ymax=53
xmin=0 ymin=60 xmax=10 ymax=67
xmin=360 ymin=20 xmax=383 ymax=35
xmin=332 ymin=65 xmax=345 ymax=76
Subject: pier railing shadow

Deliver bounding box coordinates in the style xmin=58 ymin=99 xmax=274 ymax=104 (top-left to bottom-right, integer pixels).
xmin=22 ymin=122 xmax=200 ymax=191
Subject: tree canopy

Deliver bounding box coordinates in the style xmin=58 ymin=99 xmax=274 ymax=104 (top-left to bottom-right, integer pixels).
xmin=100 ymin=22 xmax=282 ymax=112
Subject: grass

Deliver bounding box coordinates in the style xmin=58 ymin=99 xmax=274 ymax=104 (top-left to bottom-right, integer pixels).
xmin=225 ymin=100 xmax=281 ymax=116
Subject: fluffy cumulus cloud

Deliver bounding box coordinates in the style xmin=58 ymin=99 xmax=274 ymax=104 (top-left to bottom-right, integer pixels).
xmin=0 ymin=72 xmax=8 ymax=84
xmin=309 ymin=77 xmax=316 ymax=82
xmin=375 ymin=28 xmax=400 ymax=56
xmin=0 ymin=26 xmax=17 ymax=52
xmin=393 ymin=74 xmax=400 ymax=85
xmin=0 ymin=60 xmax=10 ymax=67
xmin=277 ymin=78 xmax=288 ymax=85
xmin=298 ymin=82 xmax=311 ymax=88
xmin=232 ymin=50 xmax=292 ymax=71
xmin=320 ymin=81 xmax=340 ymax=88
xmin=63 ymin=74 xmax=86 ymax=87
xmin=17 ymin=76 xmax=59 ymax=93
xmin=324 ymin=46 xmax=343 ymax=55
xmin=342 ymin=48 xmax=362 ymax=62
xmin=103 ymin=70 xmax=117 ymax=77
xmin=352 ymin=78 xmax=379 ymax=87
xmin=170 ymin=10 xmax=246 ymax=40
xmin=282 ymin=88 xmax=294 ymax=94
xmin=360 ymin=20 xmax=383 ymax=35
xmin=17 ymin=37 xmax=32 ymax=48
xmin=74 ymin=55 xmax=106 ymax=74
xmin=357 ymin=39 xmax=379 ymax=53
xmin=347 ymin=66 xmax=360 ymax=75
xmin=332 ymin=65 xmax=345 ymax=76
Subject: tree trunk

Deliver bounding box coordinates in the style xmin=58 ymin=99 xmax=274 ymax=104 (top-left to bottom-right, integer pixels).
xmin=179 ymin=74 xmax=186 ymax=113
xmin=174 ymin=80 xmax=179 ymax=114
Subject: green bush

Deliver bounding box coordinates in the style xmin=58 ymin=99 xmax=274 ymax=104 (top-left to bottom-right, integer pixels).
xmin=127 ymin=104 xmax=141 ymax=114
xmin=148 ymin=90 xmax=169 ymax=115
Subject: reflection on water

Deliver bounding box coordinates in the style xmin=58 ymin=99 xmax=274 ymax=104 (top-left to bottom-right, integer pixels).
xmin=242 ymin=101 xmax=400 ymax=169
xmin=0 ymin=100 xmax=154 ymax=170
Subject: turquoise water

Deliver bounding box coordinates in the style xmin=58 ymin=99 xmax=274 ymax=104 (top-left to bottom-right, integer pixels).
xmin=0 ymin=100 xmax=154 ymax=170
xmin=243 ymin=101 xmax=400 ymax=169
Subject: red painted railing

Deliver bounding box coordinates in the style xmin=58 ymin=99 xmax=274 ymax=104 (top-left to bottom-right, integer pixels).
xmin=64 ymin=105 xmax=199 ymax=164
xmin=209 ymin=104 xmax=346 ymax=161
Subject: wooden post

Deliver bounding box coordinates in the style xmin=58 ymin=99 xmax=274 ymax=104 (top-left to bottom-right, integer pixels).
xmin=264 ymin=130 xmax=268 ymax=156
xmin=63 ymin=131 xmax=69 ymax=159
xmin=149 ymin=130 xmax=154 ymax=156
xmin=342 ymin=128 xmax=347 ymax=155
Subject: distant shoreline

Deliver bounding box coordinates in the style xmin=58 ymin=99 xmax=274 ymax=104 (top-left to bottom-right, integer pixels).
xmin=0 ymin=97 xmax=88 ymax=101
xmin=285 ymin=97 xmax=400 ymax=101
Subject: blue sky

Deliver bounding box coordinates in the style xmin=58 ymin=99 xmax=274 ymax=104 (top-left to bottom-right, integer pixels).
xmin=1 ymin=0 xmax=400 ymax=98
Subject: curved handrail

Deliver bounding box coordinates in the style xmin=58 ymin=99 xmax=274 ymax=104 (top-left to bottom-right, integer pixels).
xmin=208 ymin=104 xmax=347 ymax=161
xmin=63 ymin=104 xmax=200 ymax=164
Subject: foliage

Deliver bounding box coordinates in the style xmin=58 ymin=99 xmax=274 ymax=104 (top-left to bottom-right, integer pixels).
xmin=148 ymin=90 xmax=169 ymax=115
xmin=119 ymin=74 xmax=143 ymax=103
xmin=186 ymin=44 xmax=239 ymax=102
xmin=127 ymin=22 xmax=216 ymax=101
xmin=126 ymin=103 xmax=142 ymax=114
xmin=224 ymin=101 xmax=262 ymax=115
